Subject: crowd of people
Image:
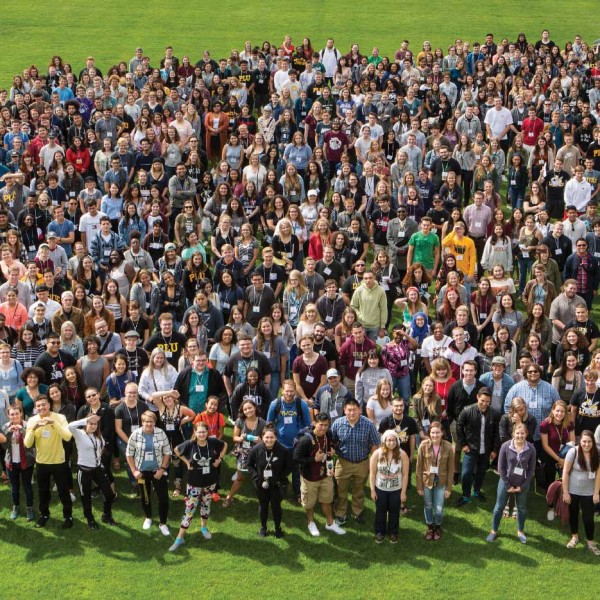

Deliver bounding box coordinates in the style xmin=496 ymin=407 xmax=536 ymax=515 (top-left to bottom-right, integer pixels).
xmin=1 ymin=29 xmax=600 ymax=554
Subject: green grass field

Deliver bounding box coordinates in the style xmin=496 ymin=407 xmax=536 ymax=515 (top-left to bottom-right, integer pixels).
xmin=2 ymin=4 xmax=600 ymax=598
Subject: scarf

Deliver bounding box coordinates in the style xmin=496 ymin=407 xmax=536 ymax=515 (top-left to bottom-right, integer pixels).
xmin=410 ymin=311 xmax=430 ymax=344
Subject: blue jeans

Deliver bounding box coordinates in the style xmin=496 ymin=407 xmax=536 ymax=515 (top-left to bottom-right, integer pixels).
xmin=269 ymin=371 xmax=281 ymax=399
xmin=507 ymin=186 xmax=524 ymax=209
xmin=393 ymin=374 xmax=411 ymax=409
xmin=491 ymin=479 xmax=530 ymax=532
xmin=461 ymin=451 xmax=489 ymax=498
xmin=423 ymin=484 xmax=447 ymax=526
xmin=365 ymin=326 xmax=380 ymax=342
xmin=518 ymin=256 xmax=534 ymax=295
xmin=117 ymin=438 xmax=136 ymax=485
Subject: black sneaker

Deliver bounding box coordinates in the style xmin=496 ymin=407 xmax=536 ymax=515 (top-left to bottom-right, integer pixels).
xmin=274 ymin=528 xmax=285 ymax=539
xmin=88 ymin=520 xmax=99 ymax=531
xmin=62 ymin=517 xmax=74 ymax=529
xmin=101 ymin=514 xmax=116 ymax=526
xmin=375 ymin=533 xmax=385 ymax=544
xmin=474 ymin=491 xmax=487 ymax=502
xmin=335 ymin=515 xmax=347 ymax=526
xmin=352 ymin=512 xmax=365 ymax=525
xmin=257 ymin=527 xmax=268 ymax=537
xmin=35 ymin=515 xmax=49 ymax=528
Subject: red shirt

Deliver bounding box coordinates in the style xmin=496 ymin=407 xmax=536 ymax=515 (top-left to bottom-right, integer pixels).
xmin=521 ymin=117 xmax=544 ymax=145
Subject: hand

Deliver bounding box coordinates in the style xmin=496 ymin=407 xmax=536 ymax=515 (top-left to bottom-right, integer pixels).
xmin=557 ymin=458 xmax=565 ymax=468
xmin=563 ymin=492 xmax=571 ymax=504
xmin=315 ymin=450 xmax=325 ymax=462
xmin=462 ymin=445 xmax=470 ymax=454
xmin=153 ymin=468 xmax=164 ymax=480
xmin=426 ymin=269 xmax=435 ymax=279
xmin=213 ymin=457 xmax=223 ymax=467
xmin=594 ymin=494 xmax=599 ymax=504
xmin=133 ymin=470 xmax=141 ymax=479
xmin=400 ymin=492 xmax=407 ymax=504
xmin=417 ymin=489 xmax=424 ymax=497
xmin=513 ymin=486 xmax=521 ymax=493
xmin=87 ymin=415 xmax=101 ymax=424
xmin=490 ymin=452 xmax=497 ymax=462
xmin=370 ymin=490 xmax=377 ymax=502
xmin=444 ymin=489 xmax=451 ymax=499
xmin=379 ymin=328 xmax=386 ymax=338
xmin=109 ymin=399 xmax=121 ymax=408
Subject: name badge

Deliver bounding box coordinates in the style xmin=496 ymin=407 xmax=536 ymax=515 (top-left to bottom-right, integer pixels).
xmin=595 ymin=253 xmax=600 ymax=259
xmin=263 ymin=469 xmax=273 ymax=478
xmin=529 ymin=399 xmax=537 ymax=409
xmin=24 ymin=361 xmax=32 ymax=368
xmin=202 ymin=466 xmax=210 ymax=474
xmin=555 ymin=249 xmax=562 ymax=255
xmin=456 ymin=255 xmax=464 ymax=261
xmin=42 ymin=430 xmax=51 ymax=438
xmin=242 ymin=441 xmax=251 ymax=449
xmin=283 ymin=416 xmax=293 ymax=424
xmin=165 ymin=351 xmax=172 ymax=358
xmin=144 ymin=451 xmax=154 ymax=461
xmin=325 ymin=315 xmax=333 ymax=322
xmin=589 ymin=471 xmax=596 ymax=479
xmin=29 ymin=245 xmax=36 ymax=252
xmin=474 ymin=222 xmax=482 ymax=228
xmin=306 ymin=375 xmax=314 ymax=383
xmin=510 ymin=180 xmax=516 ymax=186
xmin=323 ymin=267 xmax=332 ymax=275
xmin=400 ymin=360 xmax=408 ymax=367
xmin=351 ymin=248 xmax=358 ymax=254
xmin=565 ymin=383 xmax=574 ymax=391
xmin=69 ymin=192 xmax=76 ymax=198
xmin=222 ymin=302 xmax=230 ymax=309
xmin=422 ymin=418 xmax=430 ymax=428
xmin=429 ymin=465 xmax=439 ymax=474
xmin=330 ymin=410 xmax=338 ymax=418
xmin=269 ymin=273 xmax=277 ymax=281
xmin=263 ymin=351 xmax=271 ymax=358
xmin=480 ymin=312 xmax=487 ymax=320
xmin=253 ymin=305 xmax=260 ymax=313
xmin=195 ymin=384 xmax=204 ymax=392
xmin=353 ymin=360 xmax=363 ymax=368
xmin=513 ymin=466 xmax=524 ymax=476
xmin=398 ymin=231 xmax=405 ymax=238
xmin=166 ymin=423 xmax=175 ymax=431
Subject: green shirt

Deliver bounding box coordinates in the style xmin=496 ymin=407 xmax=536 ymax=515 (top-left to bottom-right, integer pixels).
xmin=188 ymin=369 xmax=209 ymax=414
xmin=408 ymin=231 xmax=440 ymax=270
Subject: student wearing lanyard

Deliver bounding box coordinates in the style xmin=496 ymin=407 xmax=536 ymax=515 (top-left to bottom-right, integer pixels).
xmin=126 ymin=410 xmax=172 ymax=536
xmin=169 ymin=421 xmax=227 ymax=551
xmin=68 ymin=414 xmax=116 ymax=530
xmin=416 ymin=421 xmax=454 ymax=540
xmin=487 ymin=423 xmax=537 ymax=544
xmin=114 ymin=381 xmax=148 ymax=497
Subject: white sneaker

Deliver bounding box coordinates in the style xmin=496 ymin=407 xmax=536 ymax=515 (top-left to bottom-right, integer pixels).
xmin=547 ymin=509 xmax=555 ymax=521
xmin=307 ymin=521 xmax=320 ymax=537
xmin=159 ymin=524 xmax=170 ymax=536
xmin=70 ymin=492 xmax=77 ymax=502
xmin=325 ymin=522 xmax=347 ymax=535
xmin=142 ymin=518 xmax=152 ymax=530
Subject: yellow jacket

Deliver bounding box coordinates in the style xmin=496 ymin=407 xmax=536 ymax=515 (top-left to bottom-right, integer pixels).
xmin=441 ymin=232 xmax=477 ymax=278
xmin=24 ymin=412 xmax=72 ymax=464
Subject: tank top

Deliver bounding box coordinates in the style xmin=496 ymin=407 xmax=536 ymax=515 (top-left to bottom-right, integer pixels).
xmin=109 ymin=263 xmax=131 ymax=297
xmin=375 ymin=454 xmax=402 ymax=492
xmin=105 ymin=301 xmax=122 ymax=321
xmin=79 ymin=355 xmax=108 ymax=391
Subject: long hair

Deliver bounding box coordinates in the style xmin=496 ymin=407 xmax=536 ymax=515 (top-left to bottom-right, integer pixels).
xmin=577 ymin=430 xmax=600 ymax=473
xmin=379 ymin=430 xmax=401 ymax=462
xmin=402 ymin=262 xmax=431 ymax=288
xmin=545 ymin=400 xmax=571 ymax=429
xmin=507 ymin=397 xmax=529 ymax=422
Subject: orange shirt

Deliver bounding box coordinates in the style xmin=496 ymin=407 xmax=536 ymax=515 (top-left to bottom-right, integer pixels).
xmin=193 ymin=410 xmax=225 ymax=438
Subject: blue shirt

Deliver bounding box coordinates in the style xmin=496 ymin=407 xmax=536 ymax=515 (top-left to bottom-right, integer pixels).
xmin=503 ymin=380 xmax=560 ymax=440
xmin=266 ymin=397 xmax=311 ymax=449
xmin=331 ymin=416 xmax=380 ymax=462
xmin=140 ymin=433 xmax=159 ymax=471
xmin=47 ymin=219 xmax=75 ymax=255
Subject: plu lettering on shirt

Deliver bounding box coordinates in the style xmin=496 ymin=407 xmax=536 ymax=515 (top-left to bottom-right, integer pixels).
xmin=159 ymin=342 xmax=179 ymax=354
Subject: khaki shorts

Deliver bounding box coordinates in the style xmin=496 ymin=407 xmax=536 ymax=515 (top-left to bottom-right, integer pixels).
xmin=300 ymin=476 xmax=334 ymax=509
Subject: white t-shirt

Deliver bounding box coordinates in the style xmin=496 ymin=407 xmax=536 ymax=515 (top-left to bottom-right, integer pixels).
xmin=421 ymin=334 xmax=452 ymax=362
xmin=79 ymin=211 xmax=107 ymax=251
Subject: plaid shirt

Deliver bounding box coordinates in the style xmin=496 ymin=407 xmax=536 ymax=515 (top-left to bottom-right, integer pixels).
xmin=576 ymin=254 xmax=589 ymax=295
xmin=126 ymin=427 xmax=172 ymax=470
xmin=331 ymin=416 xmax=380 ymax=463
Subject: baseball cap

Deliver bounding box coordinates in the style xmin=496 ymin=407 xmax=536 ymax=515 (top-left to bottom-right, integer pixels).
xmin=326 ymin=368 xmax=340 ymax=378
xmin=491 ymin=356 xmax=506 ymax=366
xmin=164 ymin=243 xmax=177 ymax=251
xmin=307 ymin=189 xmax=318 ymax=197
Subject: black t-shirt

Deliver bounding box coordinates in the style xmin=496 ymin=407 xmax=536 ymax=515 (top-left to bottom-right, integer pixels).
xmin=304 ymin=272 xmax=325 ymax=303
xmin=426 ymin=207 xmax=450 ymax=229
xmin=114 ymin=400 xmax=148 ymax=437
xmin=223 ymin=351 xmax=272 ymax=388
xmin=115 ymin=347 xmax=150 ymax=382
xmin=570 ymin=388 xmax=600 ymax=436
xmin=315 ymin=259 xmax=345 ymax=285
xmin=34 ymin=350 xmax=76 ymax=383
xmin=121 ymin=317 xmax=150 ymax=343
xmin=341 ymin=274 xmax=363 ymax=300
xmin=444 ymin=320 xmax=479 ymax=349
xmin=370 ymin=209 xmax=392 ymax=246
xmin=564 ymin=318 xmax=600 ymax=345
xmin=252 ymin=264 xmax=286 ymax=292
xmin=176 ymin=438 xmax=225 ymax=487
xmin=378 ymin=415 xmax=418 ymax=456
xmin=144 ymin=331 xmax=187 ymax=368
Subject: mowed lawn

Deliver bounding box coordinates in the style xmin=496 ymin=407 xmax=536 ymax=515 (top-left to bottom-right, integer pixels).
xmin=2 ymin=3 xmax=600 ymax=598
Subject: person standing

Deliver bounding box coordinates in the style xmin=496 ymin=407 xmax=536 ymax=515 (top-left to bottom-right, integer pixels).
xmin=562 ymin=431 xmax=600 ymax=555
xmin=369 ymin=430 xmax=409 ymax=543
xmin=486 ymin=423 xmax=537 ymax=544
xmin=247 ymin=424 xmax=292 ymax=538
xmin=455 ymin=387 xmax=501 ymax=507
xmin=126 ymin=410 xmax=172 ymax=535
xmin=168 ymin=421 xmax=227 ymax=551
xmin=294 ymin=413 xmax=346 ymax=537
xmin=338 ymin=322 xmax=376 ymax=396
xmin=416 ymin=421 xmax=454 ymax=540
xmin=24 ymin=395 xmax=73 ymax=528
xmin=331 ymin=397 xmax=380 ymax=526
xmin=349 ymin=270 xmax=388 ymax=341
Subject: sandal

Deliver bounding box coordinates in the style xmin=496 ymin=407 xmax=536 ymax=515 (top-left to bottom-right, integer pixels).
xmin=222 ymin=497 xmax=234 ymax=508
xmin=587 ymin=543 xmax=600 ymax=556
xmin=567 ymin=536 xmax=579 ymax=549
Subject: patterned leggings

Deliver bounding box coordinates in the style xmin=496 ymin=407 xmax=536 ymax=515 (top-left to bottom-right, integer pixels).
xmin=180 ymin=484 xmax=215 ymax=529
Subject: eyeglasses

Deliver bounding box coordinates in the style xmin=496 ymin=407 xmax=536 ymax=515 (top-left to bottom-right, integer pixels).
xmin=86 ymin=393 xmax=98 ymax=399
xmin=526 ymin=370 xmax=539 ymax=375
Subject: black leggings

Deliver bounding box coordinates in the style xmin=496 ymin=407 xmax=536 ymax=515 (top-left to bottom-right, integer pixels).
xmin=77 ymin=466 xmax=115 ymax=521
xmin=37 ymin=462 xmax=72 ymax=519
xmin=255 ymin=484 xmax=283 ymax=529
xmin=139 ymin=470 xmax=169 ymax=524
xmin=569 ymin=493 xmax=595 ymax=541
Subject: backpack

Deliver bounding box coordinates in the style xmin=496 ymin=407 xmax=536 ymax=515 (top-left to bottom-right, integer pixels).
xmin=293 ymin=426 xmax=315 ymax=448
xmin=273 ymin=397 xmax=305 ymax=428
